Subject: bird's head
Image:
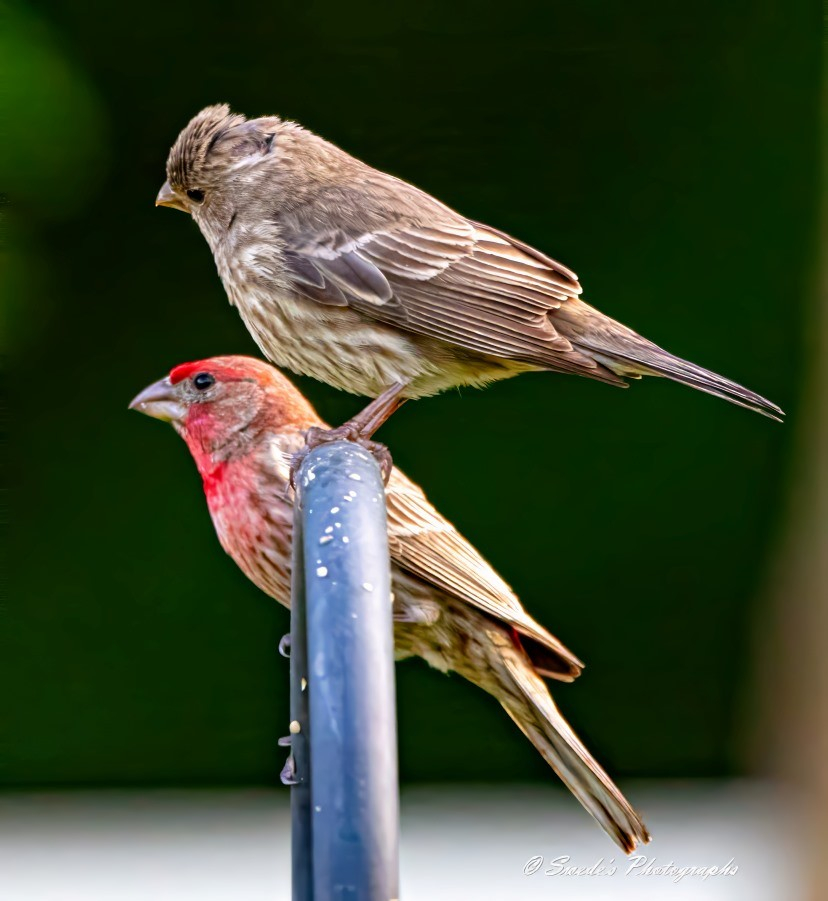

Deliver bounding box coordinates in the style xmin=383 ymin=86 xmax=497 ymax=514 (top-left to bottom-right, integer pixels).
xmin=156 ymin=104 xmax=281 ymax=225
xmin=130 ymin=355 xmax=319 ymax=469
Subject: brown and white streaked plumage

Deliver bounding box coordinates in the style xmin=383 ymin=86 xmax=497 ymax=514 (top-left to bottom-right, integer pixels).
xmin=157 ymin=104 xmax=782 ymax=432
xmin=130 ymin=355 xmax=651 ymax=853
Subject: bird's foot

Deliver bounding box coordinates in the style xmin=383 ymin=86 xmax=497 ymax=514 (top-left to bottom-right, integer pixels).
xmin=290 ymin=423 xmax=393 ymax=488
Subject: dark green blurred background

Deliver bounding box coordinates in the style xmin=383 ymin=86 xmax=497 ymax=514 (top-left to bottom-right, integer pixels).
xmin=3 ymin=0 xmax=819 ymax=788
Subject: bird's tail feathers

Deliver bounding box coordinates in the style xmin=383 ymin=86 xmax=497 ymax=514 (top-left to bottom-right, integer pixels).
xmin=485 ymin=630 xmax=651 ymax=853
xmin=559 ymin=303 xmax=783 ymax=420
xmin=600 ymin=345 xmax=783 ymax=420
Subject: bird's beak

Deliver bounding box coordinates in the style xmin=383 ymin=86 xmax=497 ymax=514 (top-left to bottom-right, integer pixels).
xmin=129 ymin=377 xmax=186 ymax=423
xmin=155 ymin=180 xmax=188 ymax=213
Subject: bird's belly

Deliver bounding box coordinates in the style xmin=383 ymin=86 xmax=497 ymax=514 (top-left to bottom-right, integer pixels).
xmin=230 ymin=286 xmax=441 ymax=397
xmin=227 ymin=280 xmax=535 ymax=399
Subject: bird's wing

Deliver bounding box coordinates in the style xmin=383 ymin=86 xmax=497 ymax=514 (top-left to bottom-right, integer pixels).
xmin=279 ymin=180 xmax=624 ymax=383
xmin=385 ymin=468 xmax=584 ymax=680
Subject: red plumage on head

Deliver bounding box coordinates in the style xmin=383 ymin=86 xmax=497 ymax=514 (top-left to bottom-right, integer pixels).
xmin=169 ymin=360 xmax=209 ymax=384
xmin=168 ymin=356 xmax=320 ymax=431
xmin=170 ymin=356 xmax=275 ymax=386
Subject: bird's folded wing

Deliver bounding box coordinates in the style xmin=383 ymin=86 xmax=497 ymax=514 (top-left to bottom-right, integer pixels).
xmin=385 ymin=468 xmax=583 ymax=679
xmin=279 ymin=181 xmax=623 ymax=382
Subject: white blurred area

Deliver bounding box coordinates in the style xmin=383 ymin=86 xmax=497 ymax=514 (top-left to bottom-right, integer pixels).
xmin=0 ymin=781 xmax=803 ymax=900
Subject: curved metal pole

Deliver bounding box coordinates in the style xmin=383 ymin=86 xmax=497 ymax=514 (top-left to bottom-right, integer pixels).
xmin=289 ymin=503 xmax=313 ymax=901
xmin=289 ymin=441 xmax=399 ymax=901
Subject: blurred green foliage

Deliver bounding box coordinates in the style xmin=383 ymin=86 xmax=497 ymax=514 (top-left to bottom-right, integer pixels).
xmin=4 ymin=0 xmax=819 ymax=787
xmin=0 ymin=2 xmax=106 ymax=352
xmin=0 ymin=3 xmax=105 ymax=216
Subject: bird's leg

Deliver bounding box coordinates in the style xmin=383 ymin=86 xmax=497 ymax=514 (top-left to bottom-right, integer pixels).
xmin=291 ymin=382 xmax=408 ymax=486
xmin=340 ymin=382 xmax=410 ymax=439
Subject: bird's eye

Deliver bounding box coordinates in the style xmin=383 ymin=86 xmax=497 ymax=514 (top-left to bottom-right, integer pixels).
xmin=187 ymin=188 xmax=205 ymax=203
xmin=193 ymin=372 xmax=215 ymax=391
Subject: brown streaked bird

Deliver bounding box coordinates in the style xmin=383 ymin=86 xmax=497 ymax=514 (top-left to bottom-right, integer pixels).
xmin=157 ymin=104 xmax=783 ymax=454
xmin=130 ymin=354 xmax=650 ymax=852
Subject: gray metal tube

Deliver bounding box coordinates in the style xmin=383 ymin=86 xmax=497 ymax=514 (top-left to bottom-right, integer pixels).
xmin=289 ymin=504 xmax=313 ymax=901
xmin=293 ymin=441 xmax=399 ymax=901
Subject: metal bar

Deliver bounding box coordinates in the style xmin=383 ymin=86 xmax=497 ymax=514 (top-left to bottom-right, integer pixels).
xmin=289 ymin=505 xmax=313 ymax=901
xmin=292 ymin=441 xmax=400 ymax=901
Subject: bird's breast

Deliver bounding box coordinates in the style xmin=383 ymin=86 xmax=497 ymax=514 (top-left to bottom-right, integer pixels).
xmin=225 ymin=279 xmax=441 ymax=397
xmin=205 ymin=460 xmax=294 ymax=605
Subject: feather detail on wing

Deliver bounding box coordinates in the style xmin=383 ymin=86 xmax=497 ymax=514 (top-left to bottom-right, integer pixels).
xmin=385 ymin=468 xmax=584 ymax=680
xmin=279 ymin=194 xmax=626 ymax=385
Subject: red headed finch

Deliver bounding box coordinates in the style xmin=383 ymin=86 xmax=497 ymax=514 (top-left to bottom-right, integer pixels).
xmin=156 ymin=105 xmax=782 ymax=450
xmin=130 ymin=355 xmax=650 ymax=852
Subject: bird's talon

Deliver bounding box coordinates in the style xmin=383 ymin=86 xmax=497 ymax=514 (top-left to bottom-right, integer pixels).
xmin=278 ymin=734 xmax=292 ymax=747
xmin=278 ymin=634 xmax=291 ymax=658
xmin=354 ymin=437 xmax=393 ymax=484
xmin=292 ymin=426 xmax=393 ymax=485
xmin=288 ymin=450 xmax=307 ymax=493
